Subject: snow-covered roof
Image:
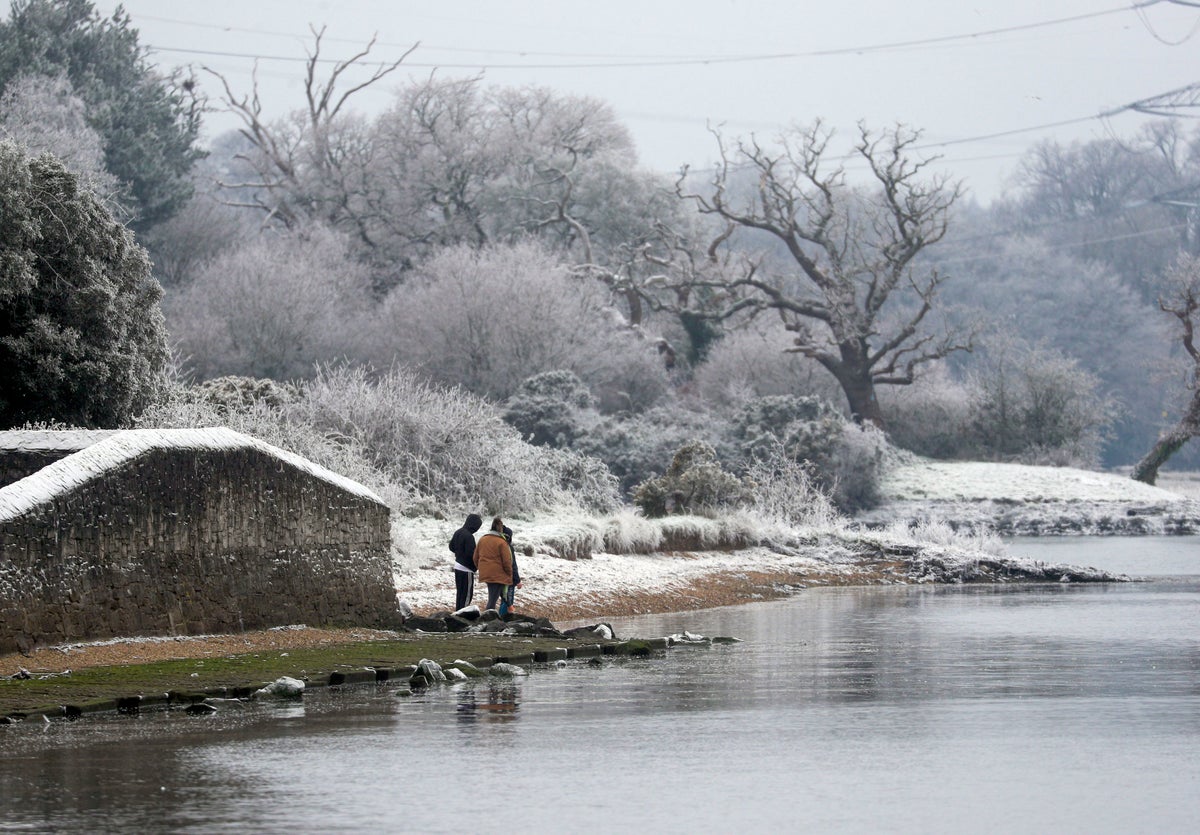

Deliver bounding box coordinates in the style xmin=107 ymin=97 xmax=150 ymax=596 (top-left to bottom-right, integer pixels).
xmin=0 ymin=427 xmax=384 ymax=523
xmin=881 ymin=460 xmax=1187 ymax=504
xmin=0 ymin=429 xmax=116 ymax=452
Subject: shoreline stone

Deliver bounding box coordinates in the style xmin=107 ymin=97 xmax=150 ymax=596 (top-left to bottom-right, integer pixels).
xmin=0 ymin=618 xmax=743 ymax=726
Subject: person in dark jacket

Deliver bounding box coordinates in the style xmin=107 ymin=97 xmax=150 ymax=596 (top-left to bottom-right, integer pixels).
xmin=449 ymin=513 xmax=483 ymax=611
xmin=499 ymin=525 xmax=522 ymax=617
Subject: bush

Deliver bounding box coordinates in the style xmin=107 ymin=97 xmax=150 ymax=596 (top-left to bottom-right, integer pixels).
xmin=967 ymin=338 xmax=1114 ymax=467
xmin=140 ymin=364 xmax=621 ymax=517
xmin=575 ymin=402 xmax=729 ymax=495
xmin=743 ymin=442 xmax=841 ymax=528
xmin=503 ymin=370 xmax=596 ymax=447
xmin=728 ymin=395 xmax=884 ymax=512
xmin=194 ymin=376 xmax=299 ymax=410
xmin=632 ymin=440 xmax=752 ymax=517
xmin=288 ymin=364 xmax=620 ymax=515
xmin=879 ymin=367 xmax=976 ymax=459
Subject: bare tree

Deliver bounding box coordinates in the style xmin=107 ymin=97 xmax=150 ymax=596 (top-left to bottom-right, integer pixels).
xmin=204 ymin=27 xmax=415 ymax=238
xmin=1132 ymin=253 xmax=1200 ymax=484
xmin=675 ymin=121 xmax=971 ymax=427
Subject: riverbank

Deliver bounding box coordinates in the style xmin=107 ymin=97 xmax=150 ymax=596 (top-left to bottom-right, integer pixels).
xmin=1 ymin=527 xmax=1125 ymax=717
xmin=856 ymin=459 xmax=1200 ymax=535
xmin=5 ymin=459 xmax=1175 ymax=718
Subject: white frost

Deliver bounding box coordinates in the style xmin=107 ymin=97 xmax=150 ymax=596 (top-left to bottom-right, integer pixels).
xmin=879 ymin=460 xmax=1186 ymax=504
xmin=0 ymin=427 xmax=384 ymax=522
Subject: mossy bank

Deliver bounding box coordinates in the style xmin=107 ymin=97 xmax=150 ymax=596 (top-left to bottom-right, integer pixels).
xmin=0 ymin=631 xmax=643 ymax=721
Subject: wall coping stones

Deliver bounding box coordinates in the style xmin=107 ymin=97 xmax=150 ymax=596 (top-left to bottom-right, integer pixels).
xmin=0 ymin=427 xmax=385 ymax=522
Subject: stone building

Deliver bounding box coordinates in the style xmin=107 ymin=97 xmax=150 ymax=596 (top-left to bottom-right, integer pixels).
xmin=0 ymin=428 xmax=397 ymax=655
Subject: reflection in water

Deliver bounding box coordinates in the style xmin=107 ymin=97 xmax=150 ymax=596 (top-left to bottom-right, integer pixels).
xmin=456 ymin=682 xmax=521 ymax=725
xmin=0 ymin=538 xmax=1196 ymax=833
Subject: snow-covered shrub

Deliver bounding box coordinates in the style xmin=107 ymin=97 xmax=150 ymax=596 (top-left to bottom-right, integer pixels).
xmin=744 ymin=445 xmax=842 ymax=529
xmin=827 ymin=422 xmax=889 ymax=512
xmin=879 ymin=368 xmax=977 ymax=459
xmin=730 ymin=395 xmax=885 ymax=512
xmin=194 ymin=376 xmax=299 ymax=410
xmin=136 ymin=385 xmax=411 ymax=510
xmin=503 ymin=370 xmax=597 ymax=447
xmin=290 ymin=365 xmax=620 ymax=515
xmin=575 ymin=402 xmax=729 ymax=494
xmin=968 ymin=339 xmax=1115 ymax=468
xmin=141 ymin=364 xmax=621 ymax=517
xmin=733 ymin=395 xmax=843 ymax=461
xmin=633 ymin=440 xmax=752 ymax=517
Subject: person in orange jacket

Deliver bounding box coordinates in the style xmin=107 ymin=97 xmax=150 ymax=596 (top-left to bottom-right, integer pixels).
xmin=473 ymin=516 xmax=513 ymax=611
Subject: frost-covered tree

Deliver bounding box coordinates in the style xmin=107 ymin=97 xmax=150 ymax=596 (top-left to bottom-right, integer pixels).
xmin=166 ymin=223 xmax=371 ymax=381
xmin=0 ymin=139 xmax=168 ymax=426
xmin=1133 ymin=253 xmax=1200 ymax=484
xmin=366 ymin=241 xmax=669 ymax=407
xmin=0 ymin=72 xmax=120 ymax=205
xmin=0 ymin=0 xmax=204 ymax=228
xmin=934 ymin=228 xmax=1163 ymax=464
xmin=676 ymin=121 xmax=971 ymax=428
xmin=1010 ymin=122 xmax=1199 ymax=296
xmin=206 ymin=25 xmax=411 ymax=241
xmin=211 ymin=51 xmax=678 ymax=285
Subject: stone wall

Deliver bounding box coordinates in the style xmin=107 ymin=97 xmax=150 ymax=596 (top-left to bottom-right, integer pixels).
xmin=0 ymin=429 xmax=398 ymax=654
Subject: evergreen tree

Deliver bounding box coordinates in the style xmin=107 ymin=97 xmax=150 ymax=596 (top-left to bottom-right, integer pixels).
xmin=0 ymin=0 xmax=203 ymax=229
xmin=0 ymin=140 xmax=169 ymax=426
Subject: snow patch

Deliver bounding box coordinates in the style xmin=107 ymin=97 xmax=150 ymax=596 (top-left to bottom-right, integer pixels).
xmin=880 ymin=460 xmax=1186 ymax=504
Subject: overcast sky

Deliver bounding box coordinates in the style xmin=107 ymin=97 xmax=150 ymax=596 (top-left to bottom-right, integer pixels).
xmin=92 ymin=0 xmax=1200 ymax=202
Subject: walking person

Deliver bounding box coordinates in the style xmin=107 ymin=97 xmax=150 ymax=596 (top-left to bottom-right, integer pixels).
xmin=473 ymin=516 xmax=513 ymax=611
xmin=449 ymin=513 xmax=483 ymax=611
xmin=499 ymin=524 xmax=522 ymax=617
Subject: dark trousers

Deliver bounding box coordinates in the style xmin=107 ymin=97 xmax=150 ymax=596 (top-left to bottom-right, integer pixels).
xmin=486 ymin=582 xmax=507 ymax=611
xmin=455 ymin=570 xmax=474 ymax=611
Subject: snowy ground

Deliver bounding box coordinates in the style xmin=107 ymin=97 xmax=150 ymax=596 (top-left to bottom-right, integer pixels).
xmin=859 ymin=459 xmax=1200 ymax=535
xmin=390 ymin=516 xmax=862 ymax=616
xmin=877 ymin=460 xmax=1184 ymax=503
xmin=392 ymin=460 xmax=1194 ymax=618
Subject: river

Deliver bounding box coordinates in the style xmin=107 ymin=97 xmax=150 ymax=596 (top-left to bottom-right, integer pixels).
xmin=0 ymin=537 xmax=1196 ymax=834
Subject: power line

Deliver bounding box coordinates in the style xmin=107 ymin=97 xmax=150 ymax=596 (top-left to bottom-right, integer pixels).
xmin=141 ymin=3 xmax=1157 ymax=71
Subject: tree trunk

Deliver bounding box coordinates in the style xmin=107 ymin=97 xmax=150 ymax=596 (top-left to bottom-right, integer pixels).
xmin=1132 ymin=391 xmax=1200 ymax=484
xmin=839 ymin=370 xmax=886 ymax=429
